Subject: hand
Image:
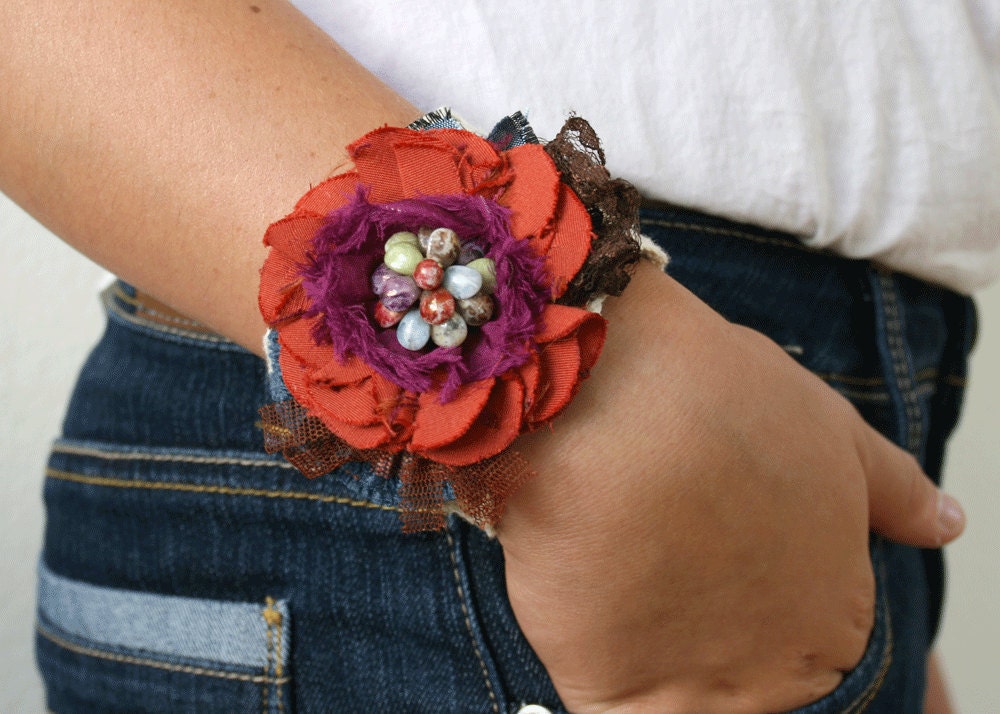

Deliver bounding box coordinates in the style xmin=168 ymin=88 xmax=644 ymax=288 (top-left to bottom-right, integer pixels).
xmin=499 ymin=263 xmax=965 ymax=713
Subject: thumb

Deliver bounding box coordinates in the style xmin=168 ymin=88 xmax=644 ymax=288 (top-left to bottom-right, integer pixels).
xmin=860 ymin=426 xmax=966 ymax=548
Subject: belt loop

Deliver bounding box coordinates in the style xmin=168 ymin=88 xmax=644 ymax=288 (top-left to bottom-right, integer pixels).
xmin=866 ymin=268 xmax=926 ymax=460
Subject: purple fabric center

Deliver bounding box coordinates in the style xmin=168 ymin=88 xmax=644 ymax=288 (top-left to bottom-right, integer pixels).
xmin=301 ymin=189 xmax=550 ymax=401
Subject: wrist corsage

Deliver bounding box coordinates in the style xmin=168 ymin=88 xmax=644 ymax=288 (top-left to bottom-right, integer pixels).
xmin=258 ymin=109 xmax=645 ymax=531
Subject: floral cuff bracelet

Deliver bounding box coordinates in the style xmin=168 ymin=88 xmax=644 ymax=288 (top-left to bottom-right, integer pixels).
xmin=258 ymin=109 xmax=644 ymax=531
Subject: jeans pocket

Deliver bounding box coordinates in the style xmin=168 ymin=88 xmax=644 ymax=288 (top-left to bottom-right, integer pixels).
xmin=447 ymin=520 xmax=566 ymax=714
xmin=36 ymin=562 xmax=291 ymax=713
xmin=788 ymin=539 xmax=893 ymax=714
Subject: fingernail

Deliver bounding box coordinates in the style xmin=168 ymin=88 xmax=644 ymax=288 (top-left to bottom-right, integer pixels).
xmin=937 ymin=493 xmax=966 ymax=542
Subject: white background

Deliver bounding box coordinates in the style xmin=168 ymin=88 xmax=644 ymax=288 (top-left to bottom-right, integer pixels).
xmin=1 ymin=193 xmax=997 ymax=710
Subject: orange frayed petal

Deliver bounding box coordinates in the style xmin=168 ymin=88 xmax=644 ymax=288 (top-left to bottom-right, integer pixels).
xmin=293 ymin=173 xmax=362 ymax=215
xmin=259 ymin=213 xmax=326 ymax=324
xmin=526 ymin=308 xmax=606 ymax=425
xmin=276 ymin=318 xmax=336 ymax=372
xmin=575 ymin=311 xmax=607 ymax=374
xmin=391 ymin=139 xmax=465 ymax=197
xmin=525 ymin=338 xmax=580 ymax=426
xmin=276 ymin=337 xmax=391 ymax=449
xmin=419 ymin=377 xmax=524 ymax=466
xmin=532 ymin=303 xmax=601 ymax=344
xmin=496 ymin=144 xmax=561 ymax=240
xmin=410 ymin=377 xmax=496 ymax=451
xmin=535 ymin=185 xmax=593 ymax=297
xmin=516 ymin=354 xmax=541 ymax=418
xmin=259 ymin=255 xmax=309 ymax=326
xmin=310 ymin=351 xmax=377 ymax=387
xmin=263 ymin=213 xmax=325 ymax=264
xmin=305 ymin=376 xmax=384 ymax=427
xmin=348 ymin=127 xmax=409 ymax=203
xmin=427 ymin=129 xmax=503 ymax=191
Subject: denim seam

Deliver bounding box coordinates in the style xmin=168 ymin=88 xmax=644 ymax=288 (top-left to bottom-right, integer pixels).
xmin=262 ymin=597 xmax=286 ymax=714
xmin=875 ymin=272 xmax=924 ymax=455
xmin=111 ymin=284 xmax=210 ymax=329
xmin=835 ymin=383 xmax=935 ymax=405
xmin=102 ymin=286 xmax=246 ymax=351
xmin=812 ymin=366 xmax=950 ymax=388
xmin=844 ymin=554 xmax=895 ymax=713
xmin=46 ymin=467 xmax=402 ymax=514
xmin=36 ymin=622 xmax=291 ymax=685
xmin=51 ymin=442 xmax=295 ymax=469
xmin=640 ymin=219 xmax=812 ymax=253
xmin=443 ymin=528 xmax=500 ymax=714
xmin=263 ymin=604 xmax=273 ymax=714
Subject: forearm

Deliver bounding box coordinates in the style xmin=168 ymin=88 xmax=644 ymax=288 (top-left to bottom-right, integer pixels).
xmin=0 ymin=0 xmax=416 ymax=352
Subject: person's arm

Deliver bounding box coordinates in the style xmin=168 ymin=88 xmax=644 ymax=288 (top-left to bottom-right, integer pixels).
xmin=0 ymin=0 xmax=416 ymax=350
xmin=0 ymin=2 xmax=963 ymax=711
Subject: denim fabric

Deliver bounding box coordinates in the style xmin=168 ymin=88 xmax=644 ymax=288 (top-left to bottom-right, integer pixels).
xmin=37 ymin=208 xmax=975 ymax=712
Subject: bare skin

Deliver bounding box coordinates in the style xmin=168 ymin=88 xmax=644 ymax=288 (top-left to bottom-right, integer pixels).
xmin=0 ymin=2 xmax=965 ymax=710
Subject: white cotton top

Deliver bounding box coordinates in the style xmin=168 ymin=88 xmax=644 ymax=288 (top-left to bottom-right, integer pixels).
xmin=291 ymin=0 xmax=1000 ymax=293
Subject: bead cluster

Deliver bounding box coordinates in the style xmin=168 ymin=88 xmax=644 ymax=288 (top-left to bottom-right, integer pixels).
xmin=371 ymin=227 xmax=497 ymax=351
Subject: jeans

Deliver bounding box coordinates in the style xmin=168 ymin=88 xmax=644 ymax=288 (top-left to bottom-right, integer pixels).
xmin=36 ymin=205 xmax=975 ymax=712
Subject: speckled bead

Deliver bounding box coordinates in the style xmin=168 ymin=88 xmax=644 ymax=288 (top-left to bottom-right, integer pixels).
xmin=431 ymin=314 xmax=469 ymax=348
xmin=419 ymin=288 xmax=456 ymax=326
xmin=384 ymin=243 xmax=424 ymax=276
xmin=413 ymin=258 xmax=444 ymax=290
xmin=466 ymin=258 xmax=497 ymax=295
xmin=417 ymin=226 xmax=434 ymax=252
xmin=457 ymin=242 xmax=485 ymax=265
xmin=397 ymin=309 xmax=431 ymax=351
xmin=380 ymin=274 xmax=420 ymax=312
xmin=374 ymin=301 xmax=407 ymax=328
xmin=442 ymin=265 xmax=483 ymax=299
xmin=384 ymin=231 xmax=420 ymax=251
xmin=456 ymin=294 xmax=494 ymax=327
xmin=370 ymin=263 xmax=395 ymax=296
xmin=425 ymin=228 xmax=461 ymax=268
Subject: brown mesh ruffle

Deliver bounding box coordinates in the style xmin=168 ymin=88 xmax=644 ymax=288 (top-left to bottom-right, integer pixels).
xmin=260 ymin=400 xmax=534 ymax=532
xmin=545 ymin=117 xmax=642 ymax=307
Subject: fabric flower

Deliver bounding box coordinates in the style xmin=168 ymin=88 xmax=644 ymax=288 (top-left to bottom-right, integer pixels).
xmin=259 ymin=126 xmax=606 ymax=468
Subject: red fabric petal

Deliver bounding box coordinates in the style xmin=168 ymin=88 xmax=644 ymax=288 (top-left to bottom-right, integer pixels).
xmin=263 ymin=213 xmax=324 ymax=265
xmin=259 ymin=213 xmax=327 ymax=325
xmin=409 ymin=377 xmax=496 ymax=451
xmin=427 ymin=129 xmax=502 ymax=191
xmin=321 ymin=415 xmax=397 ymax=451
xmin=419 ymin=377 xmax=525 ymax=466
xmin=525 ymin=338 xmax=580 ymax=426
xmin=349 ymin=128 xmax=472 ymax=203
xmin=305 ymin=377 xmax=383 ymax=427
xmin=276 ymin=318 xmax=336 ymax=372
xmin=515 ymin=355 xmax=541 ymax=418
xmin=293 ymin=173 xmax=362 ymax=215
xmin=534 ymin=185 xmax=593 ymax=297
xmin=525 ymin=307 xmax=607 ymax=425
xmin=575 ymin=310 xmax=607 ymax=375
xmin=392 ymin=140 xmax=465 ymax=197
xmin=494 ymin=144 xmax=561 ymax=240
xmin=259 ymin=254 xmax=308 ymax=326
xmin=429 ymin=129 xmax=501 ymax=166
xmin=310 ymin=351 xmax=376 ymax=387
xmin=532 ymin=303 xmax=601 ymax=344
xmin=348 ymin=127 xmax=408 ymax=203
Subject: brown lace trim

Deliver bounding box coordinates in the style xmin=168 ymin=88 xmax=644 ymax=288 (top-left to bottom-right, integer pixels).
xmin=545 ymin=117 xmax=643 ymax=308
xmin=260 ymin=400 xmax=534 ymax=532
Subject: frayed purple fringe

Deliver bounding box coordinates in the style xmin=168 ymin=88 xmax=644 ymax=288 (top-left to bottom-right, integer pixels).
xmin=300 ymin=189 xmax=550 ymax=401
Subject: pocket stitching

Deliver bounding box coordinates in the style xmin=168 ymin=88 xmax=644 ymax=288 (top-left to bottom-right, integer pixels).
xmin=46 ymin=466 xmax=401 ymax=515
xmin=36 ymin=621 xmax=290 ymax=686
xmin=444 ymin=527 xmax=501 ymax=714
xmin=842 ymin=552 xmax=894 ymax=714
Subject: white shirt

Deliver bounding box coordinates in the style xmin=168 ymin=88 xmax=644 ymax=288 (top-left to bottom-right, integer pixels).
xmin=292 ymin=0 xmax=1000 ymax=293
